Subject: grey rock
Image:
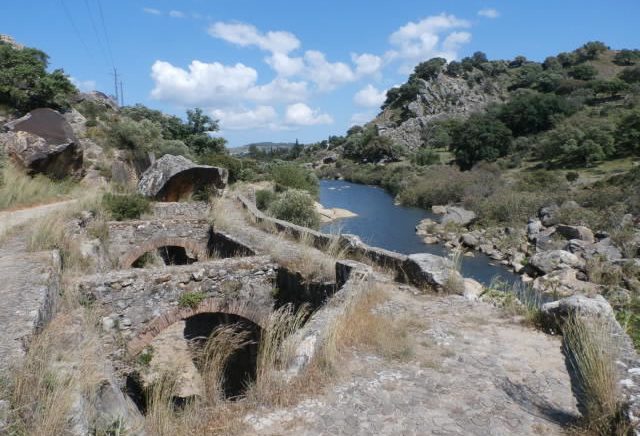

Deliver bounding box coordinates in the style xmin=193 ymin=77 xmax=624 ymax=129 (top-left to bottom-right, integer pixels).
xmin=530 ymin=250 xmax=583 ymax=274
xmin=441 ymin=206 xmax=476 ymax=226
xmin=556 ymin=225 xmax=595 ymax=243
xmin=463 ymin=278 xmax=484 ymax=301
xmin=542 ymin=294 xmax=614 ymax=318
xmin=527 ymin=219 xmax=542 ymax=240
xmin=403 ymin=253 xmax=463 ymax=292
xmin=2 ymin=108 xmax=83 ymax=179
xmin=539 ymin=204 xmax=560 ymax=227
xmin=138 ymin=154 xmax=228 ymax=201
xmin=591 ymin=238 xmax=623 ymax=261
xmin=460 ymin=233 xmax=479 ymax=248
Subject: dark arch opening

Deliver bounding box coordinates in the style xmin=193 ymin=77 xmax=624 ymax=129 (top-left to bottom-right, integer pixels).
xmin=184 ymin=313 xmax=262 ymax=399
xmin=131 ymin=246 xmax=197 ymax=268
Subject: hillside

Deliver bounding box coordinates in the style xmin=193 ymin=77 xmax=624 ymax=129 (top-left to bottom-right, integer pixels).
xmin=229 ymin=141 xmax=298 ymax=156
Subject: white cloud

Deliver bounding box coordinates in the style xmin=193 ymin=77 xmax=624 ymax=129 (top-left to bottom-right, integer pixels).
xmin=352 ymin=53 xmax=383 ymax=76
xmin=285 ymin=103 xmax=333 ymax=126
xmin=150 ymin=60 xmax=258 ymax=106
xmin=388 ymin=13 xmax=472 ymax=64
xmin=303 ymin=50 xmax=355 ymax=90
xmin=142 ymin=7 xmax=161 ymax=15
xmin=70 ymin=77 xmax=96 ymax=92
xmin=246 ymin=78 xmax=308 ymax=103
xmin=211 ymin=106 xmax=278 ymax=130
xmin=478 ymin=8 xmax=500 ymax=19
xmin=169 ymin=10 xmax=185 ymax=18
xmin=208 ymin=22 xmax=300 ymax=54
xmin=265 ymin=52 xmax=304 ymax=76
xmin=353 ymin=84 xmax=386 ymax=108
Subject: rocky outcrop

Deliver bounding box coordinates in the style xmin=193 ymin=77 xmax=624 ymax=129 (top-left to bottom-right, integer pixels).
xmin=435 ymin=205 xmax=477 ymax=226
xmin=72 ymin=91 xmax=118 ymax=111
xmin=314 ymin=201 xmax=357 ymax=223
xmin=2 ymin=108 xmax=83 ymax=179
xmin=138 ymin=154 xmax=228 ymax=201
xmin=530 ymin=250 xmax=583 ymax=274
xmin=374 ymin=73 xmax=507 ymax=150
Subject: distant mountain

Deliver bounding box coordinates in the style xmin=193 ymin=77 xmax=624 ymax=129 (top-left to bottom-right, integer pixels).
xmin=229 ymin=142 xmax=298 ymax=155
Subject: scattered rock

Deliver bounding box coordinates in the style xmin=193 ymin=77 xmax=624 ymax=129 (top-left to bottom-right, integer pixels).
xmin=533 ymin=268 xmax=600 ymax=298
xmin=460 ymin=232 xmax=479 ymax=248
xmin=556 ymin=225 xmax=594 ymax=243
xmin=138 ymin=154 xmax=228 ymax=201
xmin=530 ymin=250 xmax=583 ymax=274
xmin=527 ymin=219 xmax=542 ymax=241
xmin=463 ymin=278 xmax=484 ymax=301
xmin=542 ymin=294 xmax=614 ymax=319
xmin=314 ymin=202 xmax=357 ymax=223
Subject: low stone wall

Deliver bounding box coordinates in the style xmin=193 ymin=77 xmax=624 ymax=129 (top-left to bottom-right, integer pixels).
xmin=107 ymin=219 xmax=211 ymax=268
xmin=236 ymin=194 xmax=407 ymax=272
xmin=75 ymin=256 xmax=277 ymax=354
xmin=151 ymin=201 xmax=210 ymax=220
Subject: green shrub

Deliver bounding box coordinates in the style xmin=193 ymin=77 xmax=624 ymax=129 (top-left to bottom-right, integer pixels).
xmin=568 ymin=64 xmax=598 ymax=81
xmin=268 ymin=189 xmax=320 ymax=229
xmin=102 ymin=193 xmax=150 ymax=221
xmin=412 ymin=148 xmax=440 ymax=166
xmin=255 ymin=189 xmax=277 ymax=210
xmin=449 ymin=113 xmax=513 ymax=170
xmin=566 ymin=171 xmax=580 ymax=182
xmin=271 ymin=163 xmax=318 ymax=196
xmin=178 ymin=291 xmax=206 ymax=309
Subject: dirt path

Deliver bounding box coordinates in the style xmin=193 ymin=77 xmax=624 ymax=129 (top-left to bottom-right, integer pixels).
xmin=246 ymin=286 xmax=578 ymax=435
xmin=0 ymin=199 xmax=77 ymax=236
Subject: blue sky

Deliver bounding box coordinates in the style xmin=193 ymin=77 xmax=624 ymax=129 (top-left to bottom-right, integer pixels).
xmin=2 ymin=1 xmax=640 ymax=147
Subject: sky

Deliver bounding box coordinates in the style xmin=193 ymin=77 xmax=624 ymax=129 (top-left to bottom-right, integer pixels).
xmin=2 ymin=1 xmax=640 ymax=148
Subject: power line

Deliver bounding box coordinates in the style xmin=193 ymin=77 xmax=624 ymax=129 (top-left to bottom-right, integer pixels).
xmin=95 ymin=0 xmax=115 ymax=67
xmin=83 ymin=0 xmax=111 ymax=68
xmin=59 ymin=0 xmax=96 ymax=63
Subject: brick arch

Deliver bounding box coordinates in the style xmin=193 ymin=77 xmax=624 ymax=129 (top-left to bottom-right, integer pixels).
xmin=127 ymin=297 xmax=271 ymax=356
xmin=119 ymin=237 xmax=208 ymax=269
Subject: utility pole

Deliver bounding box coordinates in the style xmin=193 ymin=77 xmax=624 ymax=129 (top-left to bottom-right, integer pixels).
xmin=119 ymin=80 xmax=124 ymax=106
xmin=111 ymin=67 xmax=119 ymax=104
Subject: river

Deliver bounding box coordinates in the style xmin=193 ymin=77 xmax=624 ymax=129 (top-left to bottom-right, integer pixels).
xmin=319 ymin=179 xmax=518 ymax=286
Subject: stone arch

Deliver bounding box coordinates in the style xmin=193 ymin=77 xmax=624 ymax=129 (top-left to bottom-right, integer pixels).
xmin=127 ymin=297 xmax=270 ymax=356
xmin=119 ymin=237 xmax=208 ymax=269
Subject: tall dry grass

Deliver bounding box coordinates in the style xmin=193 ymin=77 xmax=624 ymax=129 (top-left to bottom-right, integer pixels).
xmin=563 ymin=315 xmax=628 ymax=435
xmin=0 ymin=163 xmax=76 ymax=211
xmin=444 ymin=249 xmax=465 ymax=294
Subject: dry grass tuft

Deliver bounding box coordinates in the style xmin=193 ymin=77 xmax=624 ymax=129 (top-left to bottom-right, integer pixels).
xmin=0 ymin=164 xmax=76 ymax=211
xmin=563 ymin=315 xmax=629 ymax=435
xmin=327 ymin=282 xmax=414 ymax=363
xmin=444 ymin=249 xmax=465 ymax=294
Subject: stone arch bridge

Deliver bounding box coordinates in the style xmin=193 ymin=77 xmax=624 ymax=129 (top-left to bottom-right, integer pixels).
xmin=75 ymin=256 xmax=277 ymax=355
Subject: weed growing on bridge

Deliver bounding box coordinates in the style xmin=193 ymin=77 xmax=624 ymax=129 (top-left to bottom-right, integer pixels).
xmin=178 ymin=291 xmax=207 ymax=309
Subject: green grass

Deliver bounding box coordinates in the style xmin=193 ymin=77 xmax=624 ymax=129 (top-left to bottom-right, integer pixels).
xmin=178 ymin=291 xmax=206 ymax=309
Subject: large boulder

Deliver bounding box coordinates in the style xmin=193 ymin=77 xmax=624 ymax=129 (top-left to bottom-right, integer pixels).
xmin=541 ymin=294 xmax=614 ymax=319
xmin=532 ymin=268 xmax=600 ymax=298
xmin=556 ymin=225 xmax=594 ymax=243
xmin=441 ymin=206 xmax=476 ymax=226
xmin=138 ymin=154 xmax=228 ymax=201
xmin=2 ymin=108 xmax=83 ymax=179
xmin=403 ymin=253 xmax=463 ymax=293
xmin=530 ymin=250 xmax=583 ymax=274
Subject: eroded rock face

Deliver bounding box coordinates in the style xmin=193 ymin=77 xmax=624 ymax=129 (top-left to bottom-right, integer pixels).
xmin=374 ymin=74 xmax=507 ymax=151
xmin=2 ymin=108 xmax=82 ymax=179
xmin=138 ymin=154 xmax=228 ymax=201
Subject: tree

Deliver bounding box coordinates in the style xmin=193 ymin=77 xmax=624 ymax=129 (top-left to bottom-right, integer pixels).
xmin=588 ymin=79 xmax=629 ymax=98
xmin=186 ymin=108 xmax=218 ymax=135
xmin=619 ymin=66 xmax=640 ymax=84
xmin=577 ymin=41 xmax=608 ymax=61
xmin=183 ymin=108 xmax=225 ymax=155
xmin=497 ymin=90 xmax=575 ymax=136
xmin=509 ymin=55 xmax=528 ymax=68
xmin=446 ymin=61 xmax=463 ymax=77
xmin=412 ymin=58 xmax=446 ymax=81
xmin=616 ymin=110 xmax=640 ymax=154
xmin=471 ymin=51 xmax=488 ymax=66
xmin=539 ymin=115 xmax=616 ymax=166
xmin=543 ymin=56 xmax=562 ymax=71
xmin=614 ymin=49 xmax=640 ymax=66
xmin=0 ymin=43 xmax=76 ymax=113
xmin=568 ymin=64 xmax=598 ymax=81
xmin=449 ymin=114 xmax=513 ymax=169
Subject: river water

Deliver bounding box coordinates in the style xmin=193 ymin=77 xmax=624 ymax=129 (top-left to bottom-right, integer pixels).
xmin=319 ymin=179 xmax=518 ymax=286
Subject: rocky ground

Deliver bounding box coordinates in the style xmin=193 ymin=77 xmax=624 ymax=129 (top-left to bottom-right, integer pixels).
xmin=246 ymin=287 xmax=578 ymax=436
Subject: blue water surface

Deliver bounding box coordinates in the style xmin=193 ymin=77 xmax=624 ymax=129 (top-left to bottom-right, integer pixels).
xmin=319 ymin=179 xmax=518 ymax=286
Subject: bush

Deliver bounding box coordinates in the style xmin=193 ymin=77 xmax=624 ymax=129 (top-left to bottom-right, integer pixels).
xmin=449 ymin=113 xmax=513 ymax=169
xmin=255 ymin=189 xmax=277 ymax=211
xmin=178 ymin=291 xmax=206 ymax=309
xmin=569 ymin=64 xmax=598 ymax=81
xmin=102 ymin=193 xmax=150 ymax=221
xmin=615 ymin=110 xmax=640 ymax=154
xmin=497 ymin=90 xmax=575 ymax=136
xmin=267 ymin=189 xmax=320 ymax=229
xmin=271 ymin=163 xmax=318 ymax=196
xmin=199 ymin=152 xmax=254 ymax=183
xmin=412 ymin=148 xmax=440 ymax=166
xmin=566 ymin=171 xmax=580 ymax=182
